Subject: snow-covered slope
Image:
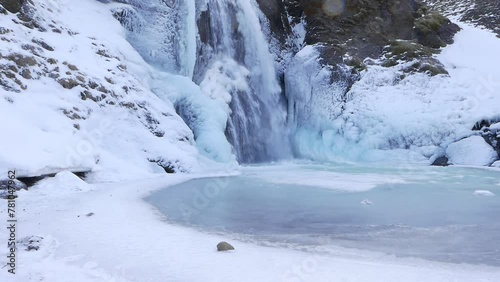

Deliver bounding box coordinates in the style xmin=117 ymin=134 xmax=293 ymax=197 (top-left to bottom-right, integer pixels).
xmin=0 ymin=0 xmax=217 ymax=180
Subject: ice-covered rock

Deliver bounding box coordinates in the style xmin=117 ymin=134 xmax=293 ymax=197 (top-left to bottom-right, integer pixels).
xmin=446 ymin=136 xmax=498 ymax=166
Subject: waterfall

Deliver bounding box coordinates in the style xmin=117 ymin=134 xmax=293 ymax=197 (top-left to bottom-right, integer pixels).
xmin=194 ymin=0 xmax=291 ymax=163
xmin=119 ymin=0 xmax=291 ymax=163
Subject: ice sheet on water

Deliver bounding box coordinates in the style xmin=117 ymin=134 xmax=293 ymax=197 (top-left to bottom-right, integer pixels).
xmin=148 ymin=163 xmax=500 ymax=266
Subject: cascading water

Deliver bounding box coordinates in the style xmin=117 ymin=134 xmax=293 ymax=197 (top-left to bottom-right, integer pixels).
xmin=116 ymin=0 xmax=291 ymax=163
xmin=194 ymin=0 xmax=291 ymax=163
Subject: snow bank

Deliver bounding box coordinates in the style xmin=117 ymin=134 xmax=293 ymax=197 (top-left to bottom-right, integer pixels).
xmin=35 ymin=171 xmax=91 ymax=193
xmin=446 ymin=136 xmax=498 ymax=166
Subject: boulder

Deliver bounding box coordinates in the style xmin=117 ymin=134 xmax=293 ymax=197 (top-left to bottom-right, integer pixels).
xmin=431 ymin=156 xmax=449 ymax=166
xmin=217 ymin=241 xmax=235 ymax=252
xmin=446 ymin=136 xmax=498 ymax=166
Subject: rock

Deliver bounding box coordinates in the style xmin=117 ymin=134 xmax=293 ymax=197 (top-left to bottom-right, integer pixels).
xmin=32 ymin=39 xmax=54 ymax=51
xmin=148 ymin=158 xmax=177 ymax=173
xmin=473 ymin=120 xmax=500 ymax=159
xmin=20 ymin=68 xmax=31 ymax=79
xmin=0 ymin=178 xmax=27 ymax=199
xmin=425 ymin=0 xmax=499 ymax=37
xmin=5 ymin=53 xmax=37 ymax=67
xmin=0 ymin=0 xmax=24 ymax=13
xmin=446 ymin=136 xmax=498 ymax=166
xmin=414 ymin=12 xmax=460 ymax=48
xmin=86 ymin=212 xmax=94 ymax=217
xmin=58 ymin=78 xmax=79 ymax=89
xmin=217 ymin=241 xmax=235 ymax=252
xmin=17 ymin=236 xmax=43 ymax=251
xmin=431 ymin=156 xmax=449 ymax=166
xmin=255 ymin=0 xmax=292 ymax=44
xmin=0 ymin=178 xmax=27 ymax=190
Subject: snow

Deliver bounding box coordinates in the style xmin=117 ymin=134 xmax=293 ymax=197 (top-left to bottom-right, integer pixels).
xmin=2 ymin=171 xmax=500 ymax=282
xmin=446 ymin=136 xmax=498 ymax=166
xmin=489 ymin=122 xmax=500 ymax=131
xmin=492 ymin=161 xmax=500 ymax=168
xmin=35 ymin=171 xmax=91 ymax=193
xmin=474 ymin=190 xmax=496 ymax=197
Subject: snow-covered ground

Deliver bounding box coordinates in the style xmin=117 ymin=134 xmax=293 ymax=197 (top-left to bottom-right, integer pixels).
xmin=2 ymin=168 xmax=500 ymax=282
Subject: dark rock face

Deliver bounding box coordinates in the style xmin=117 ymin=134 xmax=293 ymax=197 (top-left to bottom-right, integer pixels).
xmin=0 ymin=0 xmax=24 ymax=13
xmin=0 ymin=178 xmax=27 ymax=199
xmin=251 ymin=1 xmax=461 ymax=111
xmin=431 ymin=156 xmax=449 ymax=166
xmin=415 ymin=11 xmax=460 ymax=48
xmin=425 ymin=0 xmax=500 ymax=37
xmin=256 ymin=0 xmax=293 ymax=44
xmin=462 ymin=0 xmax=500 ymax=37
xmin=0 ymin=178 xmax=27 ymax=190
xmin=292 ymin=0 xmax=458 ymax=67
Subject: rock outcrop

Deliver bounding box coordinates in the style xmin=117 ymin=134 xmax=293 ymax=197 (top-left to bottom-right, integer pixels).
xmin=425 ymin=0 xmax=500 ymax=37
xmin=0 ymin=0 xmax=24 ymax=13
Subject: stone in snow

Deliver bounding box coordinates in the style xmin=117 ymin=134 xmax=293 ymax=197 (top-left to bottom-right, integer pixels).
xmin=217 ymin=241 xmax=235 ymax=252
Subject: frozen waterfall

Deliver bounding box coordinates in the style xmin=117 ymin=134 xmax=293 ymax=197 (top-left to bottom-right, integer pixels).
xmin=118 ymin=0 xmax=291 ymax=163
xmin=194 ymin=0 xmax=291 ymax=163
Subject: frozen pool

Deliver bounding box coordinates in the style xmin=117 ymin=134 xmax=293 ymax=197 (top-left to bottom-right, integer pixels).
xmin=146 ymin=163 xmax=500 ymax=266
